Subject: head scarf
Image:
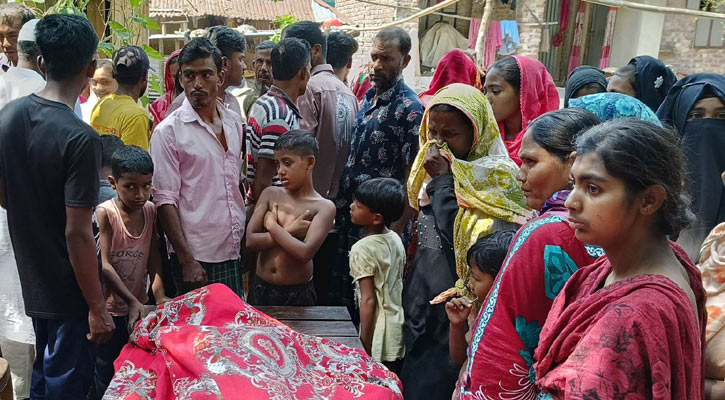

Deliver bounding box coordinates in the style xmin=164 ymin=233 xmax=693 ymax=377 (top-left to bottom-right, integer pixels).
xmin=629 ymin=55 xmax=676 ymax=112
xmin=150 ymin=50 xmax=182 ymax=126
xmin=419 ymin=49 xmax=481 ymax=106
xmin=408 ymin=83 xmax=529 ymax=301
xmin=501 ymin=55 xmax=560 ymax=166
xmin=657 ymin=73 xmax=725 ymax=260
xmin=569 ymin=92 xmax=662 ymax=126
xmin=352 ymin=64 xmax=372 ymax=102
xmin=563 ymin=65 xmax=607 ymax=107
xmin=656 ymin=73 xmax=725 ymax=132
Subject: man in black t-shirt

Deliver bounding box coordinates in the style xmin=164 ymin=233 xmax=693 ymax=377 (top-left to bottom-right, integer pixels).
xmin=0 ymin=15 xmax=114 ymax=399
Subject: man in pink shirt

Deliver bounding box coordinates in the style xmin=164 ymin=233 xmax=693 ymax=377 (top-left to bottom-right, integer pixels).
xmin=150 ymin=38 xmax=246 ymax=297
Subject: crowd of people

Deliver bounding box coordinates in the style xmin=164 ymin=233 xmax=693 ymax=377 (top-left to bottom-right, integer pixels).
xmin=0 ymin=2 xmax=724 ymax=399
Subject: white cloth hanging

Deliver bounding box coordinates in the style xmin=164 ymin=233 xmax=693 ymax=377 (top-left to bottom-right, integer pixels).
xmin=420 ymin=22 xmax=469 ymax=68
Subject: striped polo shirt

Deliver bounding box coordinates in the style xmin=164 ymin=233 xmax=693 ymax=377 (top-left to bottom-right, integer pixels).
xmin=246 ymin=85 xmax=301 ymax=201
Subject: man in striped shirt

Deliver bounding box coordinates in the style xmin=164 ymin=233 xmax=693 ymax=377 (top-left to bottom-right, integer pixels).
xmin=246 ymin=38 xmax=311 ymax=204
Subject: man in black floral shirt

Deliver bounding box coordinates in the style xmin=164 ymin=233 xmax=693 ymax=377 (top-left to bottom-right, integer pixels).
xmin=325 ymin=27 xmax=423 ymax=311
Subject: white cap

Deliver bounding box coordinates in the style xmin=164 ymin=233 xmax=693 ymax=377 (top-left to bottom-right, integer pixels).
xmin=18 ymin=19 xmax=39 ymax=42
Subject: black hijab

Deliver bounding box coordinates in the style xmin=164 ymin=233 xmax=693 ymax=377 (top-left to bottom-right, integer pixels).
xmin=564 ymin=66 xmax=607 ymax=107
xmin=629 ymin=55 xmax=677 ymax=112
xmin=657 ymin=73 xmax=725 ymax=260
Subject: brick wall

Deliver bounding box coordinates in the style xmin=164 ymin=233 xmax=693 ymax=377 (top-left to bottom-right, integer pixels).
xmin=516 ymin=0 xmax=546 ymax=58
xmin=658 ymin=0 xmax=725 ymax=75
xmin=336 ymin=0 xmax=419 ymax=78
xmin=336 ymin=0 xmax=546 ymax=82
xmin=488 ymin=0 xmax=517 ymax=22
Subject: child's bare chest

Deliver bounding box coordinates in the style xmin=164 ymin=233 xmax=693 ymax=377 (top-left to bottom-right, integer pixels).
xmin=273 ymin=199 xmax=321 ymax=227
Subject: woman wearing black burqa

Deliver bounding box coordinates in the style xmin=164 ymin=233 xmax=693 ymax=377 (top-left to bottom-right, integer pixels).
xmin=657 ymin=73 xmax=725 ymax=261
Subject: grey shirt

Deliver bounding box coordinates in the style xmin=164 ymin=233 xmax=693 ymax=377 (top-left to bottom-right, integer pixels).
xmin=297 ymin=64 xmax=359 ymax=199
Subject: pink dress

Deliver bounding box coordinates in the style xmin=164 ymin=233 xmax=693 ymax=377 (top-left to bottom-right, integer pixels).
xmin=98 ymin=199 xmax=155 ymax=316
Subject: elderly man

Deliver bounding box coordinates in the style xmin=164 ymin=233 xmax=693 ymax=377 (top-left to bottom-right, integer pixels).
xmin=0 ymin=18 xmax=44 ymax=106
xmin=0 ymin=3 xmax=33 ymax=72
xmin=241 ymin=40 xmax=274 ymax=119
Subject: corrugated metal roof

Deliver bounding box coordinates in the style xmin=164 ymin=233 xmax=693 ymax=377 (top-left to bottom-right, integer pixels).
xmin=149 ymin=0 xmax=349 ymax=23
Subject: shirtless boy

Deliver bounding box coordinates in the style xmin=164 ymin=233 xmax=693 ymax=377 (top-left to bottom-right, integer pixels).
xmin=246 ymin=130 xmax=336 ymax=306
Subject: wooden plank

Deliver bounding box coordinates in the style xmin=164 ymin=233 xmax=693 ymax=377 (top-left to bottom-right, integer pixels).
xmin=582 ymin=0 xmax=725 ymax=20
xmin=321 ymin=336 xmax=365 ymax=351
xmin=279 ymin=320 xmax=358 ymax=337
xmin=256 ymin=306 xmax=351 ymax=321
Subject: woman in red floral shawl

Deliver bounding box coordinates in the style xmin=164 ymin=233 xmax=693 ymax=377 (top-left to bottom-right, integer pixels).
xmin=149 ymin=50 xmax=181 ymax=127
xmin=534 ymin=119 xmax=706 ymax=399
xmin=456 ymin=109 xmax=603 ymax=400
xmin=104 ymin=284 xmax=402 ymax=399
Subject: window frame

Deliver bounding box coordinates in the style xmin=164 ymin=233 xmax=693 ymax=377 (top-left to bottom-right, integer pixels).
xmin=690 ymin=0 xmax=725 ymax=48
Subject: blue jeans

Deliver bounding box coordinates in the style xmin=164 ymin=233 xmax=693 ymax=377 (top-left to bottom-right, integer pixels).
xmin=31 ymin=318 xmax=96 ymax=400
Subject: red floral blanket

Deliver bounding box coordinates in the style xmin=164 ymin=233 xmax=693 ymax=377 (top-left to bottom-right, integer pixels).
xmin=104 ymin=284 xmax=403 ymax=399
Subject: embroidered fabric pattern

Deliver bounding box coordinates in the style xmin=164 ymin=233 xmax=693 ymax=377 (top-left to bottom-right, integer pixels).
xmin=105 ymin=284 xmax=403 ymax=399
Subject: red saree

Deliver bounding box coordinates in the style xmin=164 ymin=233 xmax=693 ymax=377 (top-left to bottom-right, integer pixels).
xmin=500 ymin=56 xmax=559 ymax=166
xmin=104 ymin=284 xmax=403 ymax=399
xmin=534 ymin=242 xmax=706 ymax=399
xmin=457 ymin=193 xmax=602 ymax=399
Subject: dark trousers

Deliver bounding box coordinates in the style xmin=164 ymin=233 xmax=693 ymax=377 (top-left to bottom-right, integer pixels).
xmin=248 ymin=277 xmax=317 ymax=306
xmin=30 ymin=318 xmax=96 ymax=400
xmin=312 ymin=232 xmax=339 ymax=306
xmin=94 ymin=316 xmax=129 ymax=399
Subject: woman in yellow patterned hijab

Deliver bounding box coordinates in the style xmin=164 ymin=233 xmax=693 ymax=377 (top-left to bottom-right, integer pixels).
xmin=407 ymin=83 xmax=529 ymax=302
xmin=401 ymin=83 xmax=529 ymax=399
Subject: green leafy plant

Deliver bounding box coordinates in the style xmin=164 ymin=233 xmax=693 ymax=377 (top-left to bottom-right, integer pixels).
xmin=271 ymin=14 xmax=297 ymax=43
xmin=22 ymin=0 xmax=166 ymax=103
xmin=45 ymin=0 xmax=91 ymax=15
